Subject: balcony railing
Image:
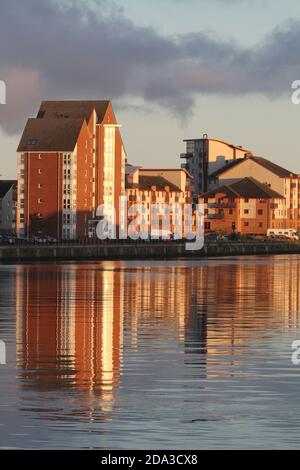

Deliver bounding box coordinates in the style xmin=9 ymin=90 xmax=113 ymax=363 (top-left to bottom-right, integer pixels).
xmin=207 ymin=213 xmax=224 ymax=219
xmin=208 ymin=202 xmax=236 ymax=209
xmin=180 ymin=153 xmax=193 ymax=159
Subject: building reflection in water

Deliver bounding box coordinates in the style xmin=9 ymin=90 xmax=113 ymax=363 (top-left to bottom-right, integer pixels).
xmin=15 ymin=257 xmax=300 ymax=420
xmin=16 ymin=264 xmax=124 ymax=415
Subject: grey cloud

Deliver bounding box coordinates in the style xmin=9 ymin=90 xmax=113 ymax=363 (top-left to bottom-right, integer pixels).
xmin=0 ymin=0 xmax=299 ymax=134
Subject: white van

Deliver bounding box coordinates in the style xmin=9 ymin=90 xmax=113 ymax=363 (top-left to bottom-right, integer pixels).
xmin=267 ymin=228 xmax=299 ymax=240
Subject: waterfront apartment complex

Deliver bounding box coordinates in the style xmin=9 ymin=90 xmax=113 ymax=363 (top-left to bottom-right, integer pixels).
xmin=200 ymin=177 xmax=284 ymax=234
xmin=207 ymin=155 xmax=300 ymax=232
xmin=126 ymin=166 xmax=193 ymax=237
xmin=14 ymin=103 xmax=300 ymax=241
xmin=180 ymin=135 xmax=252 ymax=195
xmin=17 ymin=101 xmax=126 ymax=240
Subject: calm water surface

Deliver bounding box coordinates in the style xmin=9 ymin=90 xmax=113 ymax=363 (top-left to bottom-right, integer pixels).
xmin=0 ymin=255 xmax=300 ymax=449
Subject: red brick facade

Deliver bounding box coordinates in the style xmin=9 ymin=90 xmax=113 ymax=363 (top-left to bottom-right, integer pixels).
xmin=200 ymin=178 xmax=285 ymax=235
xmin=17 ymin=101 xmax=125 ymax=240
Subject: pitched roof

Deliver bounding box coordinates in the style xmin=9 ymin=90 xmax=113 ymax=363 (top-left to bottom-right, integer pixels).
xmin=250 ymin=156 xmax=297 ymax=178
xmin=201 ymin=184 xmax=241 ymax=199
xmin=209 ymin=156 xmax=297 ymax=179
xmin=17 ymin=118 xmax=85 ymax=152
xmin=230 ymin=177 xmax=284 ymax=199
xmin=37 ymin=100 xmax=110 ymax=123
xmin=127 ymin=175 xmax=181 ymax=192
xmin=125 ymin=163 xmax=141 ymax=175
xmin=0 ymin=180 xmax=16 ymax=198
xmin=201 ymin=177 xmax=284 ymax=200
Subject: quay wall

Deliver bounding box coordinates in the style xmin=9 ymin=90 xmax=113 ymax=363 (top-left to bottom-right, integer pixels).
xmin=1 ymin=241 xmax=300 ymax=262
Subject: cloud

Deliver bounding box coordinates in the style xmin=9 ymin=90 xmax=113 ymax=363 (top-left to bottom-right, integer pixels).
xmin=0 ymin=0 xmax=299 ymax=134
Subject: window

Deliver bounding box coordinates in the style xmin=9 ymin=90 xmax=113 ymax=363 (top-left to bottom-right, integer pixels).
xmin=244 ymin=222 xmax=249 ymax=227
xmin=244 ymin=209 xmax=249 ymax=214
xmin=258 ymin=222 xmax=263 ymax=228
xmin=244 ymin=198 xmax=249 ymax=203
xmin=63 ymin=214 xmax=71 ymax=224
xmin=27 ymin=139 xmax=37 ymax=145
xmin=258 ymin=209 xmax=263 ymax=215
xmin=37 ymin=198 xmax=42 ymax=204
xmin=63 ymin=199 xmax=71 ymax=209
xmin=64 ymin=184 xmax=71 ymax=195
xmin=64 ymin=154 xmax=71 ymax=165
xmin=38 ymin=184 xmax=42 ymax=189
xmin=38 ymin=154 xmax=42 ymax=160
xmin=38 ymin=169 xmax=42 ymax=174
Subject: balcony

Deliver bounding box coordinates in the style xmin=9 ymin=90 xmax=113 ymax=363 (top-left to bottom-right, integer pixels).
xmin=207 ymin=213 xmax=224 ymax=219
xmin=208 ymin=202 xmax=236 ymax=209
xmin=180 ymin=152 xmax=193 ymax=159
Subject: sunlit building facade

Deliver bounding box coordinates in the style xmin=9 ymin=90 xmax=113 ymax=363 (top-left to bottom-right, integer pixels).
xmin=16 ymin=101 xmax=126 ymax=240
xmin=208 ymin=155 xmax=300 ymax=232
xmin=125 ymin=166 xmax=194 ymax=237
xmin=200 ymin=177 xmax=284 ymax=234
xmin=180 ymin=135 xmax=252 ymax=195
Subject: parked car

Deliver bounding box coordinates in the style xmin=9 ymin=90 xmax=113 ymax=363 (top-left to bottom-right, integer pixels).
xmin=205 ymin=232 xmax=218 ymax=242
xmin=219 ymin=235 xmax=229 ymax=242
xmin=0 ymin=234 xmax=16 ymax=245
xmin=267 ymin=228 xmax=299 ymax=240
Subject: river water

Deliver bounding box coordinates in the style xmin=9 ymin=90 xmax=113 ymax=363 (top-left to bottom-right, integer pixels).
xmin=0 ymin=256 xmax=300 ymax=449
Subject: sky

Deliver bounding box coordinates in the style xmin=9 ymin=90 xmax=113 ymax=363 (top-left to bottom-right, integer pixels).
xmin=1 ymin=0 xmax=300 ymax=178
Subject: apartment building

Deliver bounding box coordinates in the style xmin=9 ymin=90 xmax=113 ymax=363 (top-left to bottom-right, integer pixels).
xmin=126 ymin=166 xmax=193 ymax=237
xmin=180 ymin=135 xmax=252 ymax=195
xmin=17 ymin=101 xmax=126 ymax=240
xmin=200 ymin=177 xmax=284 ymax=234
xmin=0 ymin=180 xmax=17 ymax=234
xmin=208 ymin=155 xmax=300 ymax=231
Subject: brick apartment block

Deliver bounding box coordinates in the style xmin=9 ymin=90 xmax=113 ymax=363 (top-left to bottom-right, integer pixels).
xmin=17 ymin=101 xmax=126 ymax=240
